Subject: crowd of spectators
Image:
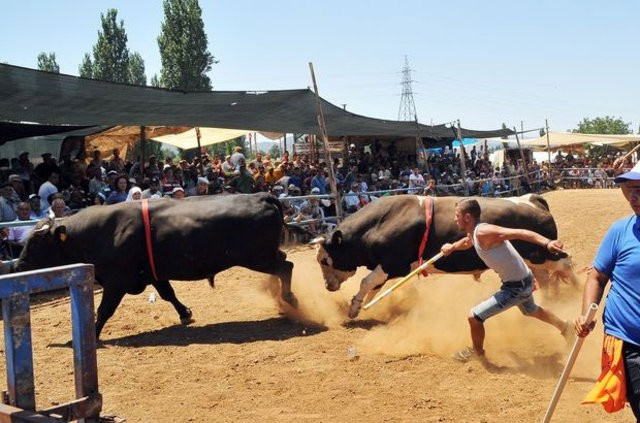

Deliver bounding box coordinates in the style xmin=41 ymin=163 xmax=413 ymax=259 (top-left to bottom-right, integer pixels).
xmin=0 ymin=139 xmax=634 ymax=253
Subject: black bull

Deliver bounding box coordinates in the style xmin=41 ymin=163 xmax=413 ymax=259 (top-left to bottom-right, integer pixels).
xmin=313 ymin=194 xmax=578 ymax=318
xmin=13 ymin=193 xmax=296 ymax=339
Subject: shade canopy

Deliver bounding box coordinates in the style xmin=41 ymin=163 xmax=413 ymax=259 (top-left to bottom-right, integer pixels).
xmin=0 ymin=64 xmax=513 ymax=143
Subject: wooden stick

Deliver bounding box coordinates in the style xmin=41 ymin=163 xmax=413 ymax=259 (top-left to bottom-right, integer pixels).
xmin=541 ymin=303 xmax=599 ymax=423
xmin=362 ymin=252 xmax=444 ymax=310
xmin=621 ymin=142 xmax=640 ymax=162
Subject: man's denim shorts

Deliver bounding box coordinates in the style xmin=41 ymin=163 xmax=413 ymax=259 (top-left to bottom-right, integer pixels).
xmin=472 ymin=274 xmax=539 ymax=323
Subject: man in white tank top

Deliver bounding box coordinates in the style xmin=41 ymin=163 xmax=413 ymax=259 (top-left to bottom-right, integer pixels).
xmin=440 ymin=198 xmax=571 ymax=362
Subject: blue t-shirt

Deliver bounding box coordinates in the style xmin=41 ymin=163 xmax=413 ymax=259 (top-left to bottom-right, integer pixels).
xmin=594 ymin=215 xmax=640 ymax=345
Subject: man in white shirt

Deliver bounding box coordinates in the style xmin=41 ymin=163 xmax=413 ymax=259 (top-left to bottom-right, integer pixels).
xmin=408 ymin=167 xmax=425 ymax=194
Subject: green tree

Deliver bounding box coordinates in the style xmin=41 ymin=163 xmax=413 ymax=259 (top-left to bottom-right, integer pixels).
xmin=90 ymin=9 xmax=131 ymax=83
xmin=36 ymin=52 xmax=60 ymax=73
xmin=268 ymin=144 xmax=281 ymax=158
xmin=150 ymin=74 xmax=161 ymax=87
xmin=157 ymin=0 xmax=216 ymax=90
xmin=128 ymin=52 xmax=147 ymax=85
xmin=573 ymin=116 xmax=631 ymax=135
xmin=79 ymin=53 xmax=93 ymax=78
xmin=79 ymin=9 xmax=148 ymax=84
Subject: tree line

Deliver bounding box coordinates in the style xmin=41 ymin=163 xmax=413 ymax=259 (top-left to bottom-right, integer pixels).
xmin=36 ymin=0 xmax=215 ymax=91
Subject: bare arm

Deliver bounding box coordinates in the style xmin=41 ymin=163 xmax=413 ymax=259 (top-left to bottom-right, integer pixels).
xmin=574 ymin=267 xmax=608 ymax=337
xmin=475 ymin=223 xmax=564 ymax=254
xmin=441 ymin=234 xmax=473 ymax=256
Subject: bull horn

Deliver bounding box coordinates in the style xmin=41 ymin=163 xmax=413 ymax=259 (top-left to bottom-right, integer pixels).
xmin=309 ymin=236 xmax=326 ymax=245
xmin=34 ymin=224 xmax=50 ymax=233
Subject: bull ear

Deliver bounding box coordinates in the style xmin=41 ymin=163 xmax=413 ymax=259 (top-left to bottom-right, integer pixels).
xmin=54 ymin=226 xmax=67 ymax=242
xmin=331 ymin=230 xmax=343 ymax=246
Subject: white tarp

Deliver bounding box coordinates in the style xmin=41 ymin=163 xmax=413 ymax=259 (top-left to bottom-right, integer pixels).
xmin=151 ymin=127 xmax=249 ymax=149
xmin=521 ymin=132 xmax=640 ymax=150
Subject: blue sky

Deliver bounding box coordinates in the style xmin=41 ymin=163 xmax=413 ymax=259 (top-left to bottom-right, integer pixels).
xmin=1 ymin=0 xmax=638 ymax=135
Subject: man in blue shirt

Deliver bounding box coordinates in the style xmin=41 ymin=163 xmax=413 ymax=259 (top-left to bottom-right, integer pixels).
xmin=575 ymin=160 xmax=640 ymax=418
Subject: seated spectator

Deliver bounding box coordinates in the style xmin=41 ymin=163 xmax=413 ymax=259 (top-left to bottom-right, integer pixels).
xmin=172 ymin=186 xmax=185 ymax=199
xmin=28 ymin=194 xmax=46 ymax=220
xmin=106 ymin=176 xmax=129 ymax=204
xmin=126 ymin=186 xmax=143 ymax=201
xmin=196 ymin=177 xmax=210 ymax=196
xmin=48 ymin=196 xmax=71 ymax=218
xmin=344 ymin=182 xmax=361 ymax=213
xmin=7 ymin=201 xmax=34 ymax=244
xmin=142 ymin=178 xmax=162 ymax=199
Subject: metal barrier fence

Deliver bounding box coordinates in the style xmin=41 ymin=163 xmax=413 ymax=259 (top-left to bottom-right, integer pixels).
xmin=0 ymin=263 xmax=101 ymax=423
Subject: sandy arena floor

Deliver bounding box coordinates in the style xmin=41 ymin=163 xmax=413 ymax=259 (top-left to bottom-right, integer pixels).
xmin=0 ymin=189 xmax=634 ymax=422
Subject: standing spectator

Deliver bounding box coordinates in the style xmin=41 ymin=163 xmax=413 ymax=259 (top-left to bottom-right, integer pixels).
xmin=88 ymin=167 xmax=106 ymax=195
xmin=230 ymin=146 xmax=246 ymax=169
xmin=89 ymin=149 xmax=103 ymax=169
xmin=8 ymin=174 xmax=27 ymax=202
xmin=228 ymin=165 xmax=255 ymax=194
xmin=108 ymin=148 xmax=125 ymax=173
xmin=575 ymin=161 xmax=640 ymax=418
xmin=16 ymin=152 xmax=34 ymax=195
xmin=38 ymin=171 xmax=60 ymax=211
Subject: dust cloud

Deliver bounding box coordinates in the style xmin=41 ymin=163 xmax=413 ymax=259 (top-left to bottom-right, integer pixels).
xmin=254 ymin=244 xmax=600 ymax=377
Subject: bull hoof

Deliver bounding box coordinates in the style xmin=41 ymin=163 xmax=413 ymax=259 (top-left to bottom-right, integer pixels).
xmin=180 ymin=308 xmax=195 ymax=325
xmin=282 ymin=292 xmax=298 ymax=308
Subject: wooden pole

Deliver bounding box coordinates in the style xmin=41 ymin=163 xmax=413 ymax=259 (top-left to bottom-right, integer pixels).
xmin=513 ymin=126 xmax=531 ymax=186
xmin=415 ymin=114 xmax=430 ymax=174
xmin=541 ymin=303 xmax=599 ymax=423
xmin=456 ymin=120 xmax=469 ymax=196
xmin=309 ymin=62 xmax=343 ymax=219
xmin=140 ymin=126 xmax=146 ymax=177
xmin=195 ymin=127 xmax=204 ymax=175
xmin=363 ymin=252 xmax=444 ymax=310
xmin=545 ymin=119 xmax=553 ymax=181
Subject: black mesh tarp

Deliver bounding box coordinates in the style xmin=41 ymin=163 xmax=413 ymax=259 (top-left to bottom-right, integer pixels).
xmin=0 ymin=64 xmax=512 ymax=142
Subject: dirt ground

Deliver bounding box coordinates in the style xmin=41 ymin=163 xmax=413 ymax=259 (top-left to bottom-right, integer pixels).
xmin=0 ymin=189 xmax=634 ymax=422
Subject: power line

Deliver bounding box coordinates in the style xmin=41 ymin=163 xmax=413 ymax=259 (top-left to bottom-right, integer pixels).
xmin=397 ymin=55 xmax=418 ymax=121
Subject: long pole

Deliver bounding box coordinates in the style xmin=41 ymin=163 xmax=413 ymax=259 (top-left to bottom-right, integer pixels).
xmin=456 ymin=120 xmax=469 ymax=196
xmin=545 ymin=119 xmax=552 ymax=165
xmin=140 ymin=126 xmax=146 ymax=177
xmin=541 ymin=303 xmax=599 ymax=423
xmin=309 ymin=62 xmax=343 ymax=219
xmin=363 ymin=252 xmax=444 ymax=310
xmin=513 ymin=126 xmax=531 ymax=186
